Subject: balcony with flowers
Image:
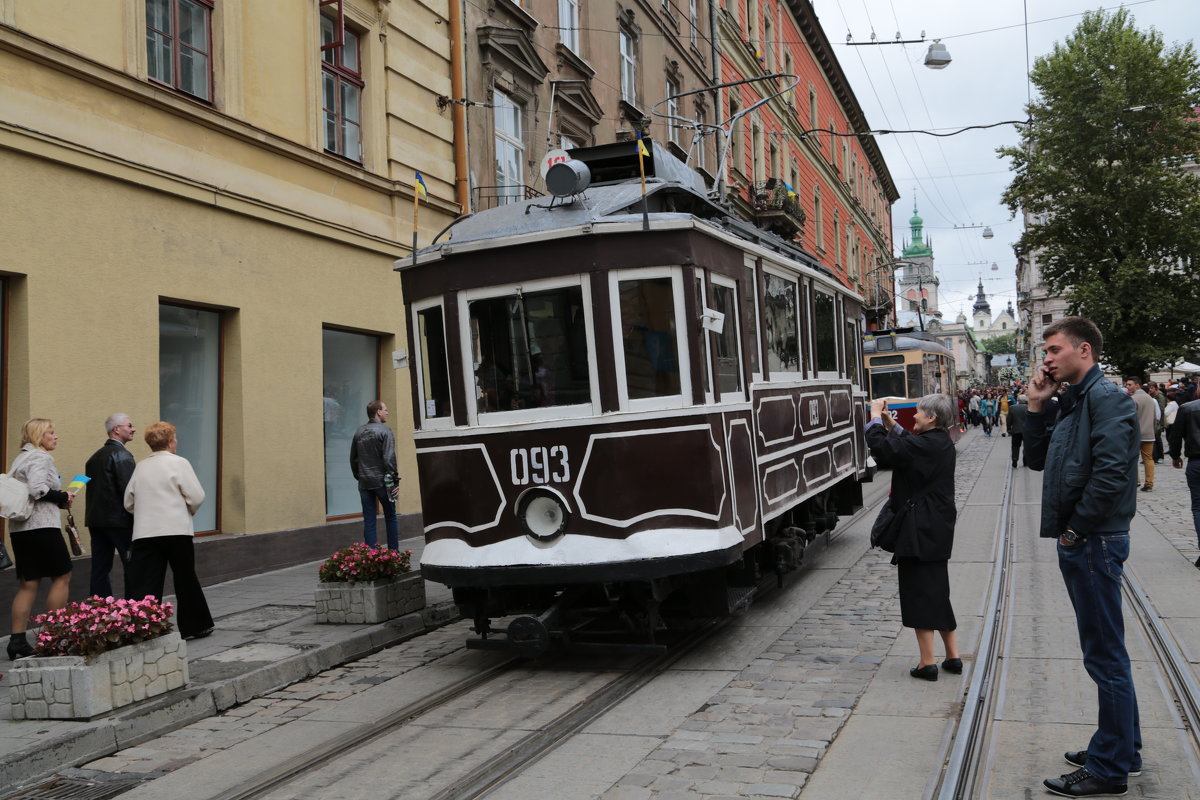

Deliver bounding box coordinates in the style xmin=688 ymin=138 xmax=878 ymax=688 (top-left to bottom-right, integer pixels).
xmin=751 ymin=177 xmax=806 ymax=241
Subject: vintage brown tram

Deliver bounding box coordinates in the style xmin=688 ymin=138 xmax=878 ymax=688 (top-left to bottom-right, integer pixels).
xmin=397 ymin=141 xmax=872 ymax=653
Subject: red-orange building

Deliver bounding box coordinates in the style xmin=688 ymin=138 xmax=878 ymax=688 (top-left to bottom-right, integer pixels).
xmin=715 ymin=0 xmax=898 ymax=327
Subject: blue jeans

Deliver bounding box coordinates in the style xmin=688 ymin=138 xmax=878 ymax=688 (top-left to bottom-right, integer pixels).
xmin=1057 ymin=532 xmax=1142 ymax=781
xmin=359 ymin=487 xmax=399 ymax=550
xmin=1187 ymin=459 xmax=1200 ymax=549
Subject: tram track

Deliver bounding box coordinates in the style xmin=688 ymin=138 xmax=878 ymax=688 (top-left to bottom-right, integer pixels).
xmin=201 ymin=484 xmax=891 ymax=800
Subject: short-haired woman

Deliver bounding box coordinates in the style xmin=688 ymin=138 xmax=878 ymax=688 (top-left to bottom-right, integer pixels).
xmin=867 ymin=394 xmax=961 ymax=681
xmin=123 ymin=422 xmax=214 ymax=640
xmin=7 ymin=418 xmax=74 ymax=660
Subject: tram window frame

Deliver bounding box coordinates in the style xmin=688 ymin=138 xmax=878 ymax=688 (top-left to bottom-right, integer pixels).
xmin=411 ymin=298 xmax=454 ymax=431
xmin=812 ymin=286 xmax=838 ymax=378
xmin=711 ymin=275 xmax=744 ymax=398
xmin=458 ymin=276 xmax=599 ymax=426
xmin=693 ymin=274 xmax=712 ymax=400
xmin=845 ymin=318 xmax=860 ymax=386
xmin=610 ymin=266 xmax=690 ymax=412
xmin=761 ymin=267 xmax=802 ymax=379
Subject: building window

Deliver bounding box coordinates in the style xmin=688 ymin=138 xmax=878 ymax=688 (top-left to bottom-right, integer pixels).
xmin=159 ymin=304 xmax=220 ymax=533
xmin=689 ymin=0 xmax=698 ymax=47
xmin=494 ymin=90 xmax=524 ymax=205
xmin=1042 ymin=313 xmax=1053 ymax=324
xmin=146 ymin=0 xmax=214 ymax=101
xmin=729 ymin=96 xmax=743 ymax=175
xmin=322 ymin=329 xmax=379 ymax=516
xmin=695 ymin=107 xmax=707 ymax=169
xmin=762 ymin=7 xmax=774 ymax=71
xmin=321 ymin=14 xmax=363 ymax=162
xmin=808 ymin=85 xmax=817 ymax=129
xmin=558 ymin=0 xmax=580 ymax=52
xmin=834 ymin=211 xmax=841 ymax=266
xmin=619 ymin=29 xmax=637 ymax=103
xmin=814 ymin=186 xmax=824 ymax=249
xmin=666 ymin=79 xmax=680 ymax=142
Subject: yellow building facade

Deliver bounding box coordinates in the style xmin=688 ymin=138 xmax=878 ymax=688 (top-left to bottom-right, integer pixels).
xmin=0 ymin=0 xmax=458 ymax=573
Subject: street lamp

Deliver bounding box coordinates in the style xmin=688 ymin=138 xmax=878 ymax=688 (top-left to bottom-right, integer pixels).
xmin=953 ymin=222 xmax=994 ymax=239
xmin=991 ymin=262 xmax=999 ymax=271
xmin=924 ymin=40 xmax=951 ymax=69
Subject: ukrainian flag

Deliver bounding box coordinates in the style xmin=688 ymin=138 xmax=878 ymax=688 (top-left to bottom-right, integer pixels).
xmin=415 ymin=171 xmax=428 ymax=198
xmin=636 ymin=132 xmax=649 ymax=158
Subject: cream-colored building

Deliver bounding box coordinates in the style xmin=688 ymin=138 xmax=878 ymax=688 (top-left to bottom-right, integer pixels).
xmin=1 ymin=0 xmax=459 ymax=586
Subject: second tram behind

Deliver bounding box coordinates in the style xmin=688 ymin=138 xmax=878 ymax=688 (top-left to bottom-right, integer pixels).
xmin=397 ymin=140 xmax=873 ymax=653
xmin=863 ymin=331 xmax=960 ymax=438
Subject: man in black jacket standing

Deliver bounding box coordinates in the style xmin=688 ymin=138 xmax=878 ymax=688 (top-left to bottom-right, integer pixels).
xmin=350 ymin=400 xmax=400 ymax=550
xmin=84 ymin=413 xmax=137 ymax=597
xmin=1025 ymin=318 xmax=1141 ymax=798
xmin=1167 ymin=391 xmax=1200 ymax=568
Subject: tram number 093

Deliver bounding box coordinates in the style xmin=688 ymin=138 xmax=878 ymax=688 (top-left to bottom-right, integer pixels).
xmin=510 ymin=446 xmax=570 ymax=485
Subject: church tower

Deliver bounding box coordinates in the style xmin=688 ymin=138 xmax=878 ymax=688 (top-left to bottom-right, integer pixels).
xmin=972 ymin=279 xmax=992 ymax=332
xmin=896 ymin=202 xmax=940 ymax=318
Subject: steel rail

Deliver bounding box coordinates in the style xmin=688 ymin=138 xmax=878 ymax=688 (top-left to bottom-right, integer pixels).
xmin=211 ymin=656 xmax=526 ymax=800
xmin=1122 ymin=562 xmax=1200 ymax=763
xmin=932 ymin=452 xmax=1015 ymax=800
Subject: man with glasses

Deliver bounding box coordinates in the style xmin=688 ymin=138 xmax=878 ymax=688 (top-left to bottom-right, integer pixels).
xmin=85 ymin=413 xmax=138 ymax=597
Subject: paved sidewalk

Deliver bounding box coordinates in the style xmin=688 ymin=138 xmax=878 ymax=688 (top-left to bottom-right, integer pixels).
xmin=0 ymin=534 xmax=456 ymax=788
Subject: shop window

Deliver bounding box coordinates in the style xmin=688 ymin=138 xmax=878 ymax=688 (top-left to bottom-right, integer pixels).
xmin=321 ymin=13 xmax=363 ymax=162
xmin=159 ymin=304 xmax=220 ymax=532
xmin=146 ymin=0 xmax=214 ymax=101
xmin=763 ymin=273 xmax=800 ymax=373
xmin=322 ymin=328 xmax=379 ymax=516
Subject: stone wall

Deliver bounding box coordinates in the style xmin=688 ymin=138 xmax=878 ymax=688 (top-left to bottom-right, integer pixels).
xmin=315 ymin=572 xmax=426 ymax=624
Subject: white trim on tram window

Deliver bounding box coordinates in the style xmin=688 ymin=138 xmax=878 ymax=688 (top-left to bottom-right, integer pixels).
xmin=457 ymin=274 xmax=600 ymax=427
xmin=411 ymin=297 xmax=455 ymax=432
xmin=609 ymin=265 xmax=692 ymax=413
xmin=694 ymin=270 xmax=714 ymax=404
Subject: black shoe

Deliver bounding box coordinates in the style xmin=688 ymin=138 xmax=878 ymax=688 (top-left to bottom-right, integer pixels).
xmin=942 ymin=657 xmax=963 ymax=674
xmin=1064 ymin=751 xmax=1141 ymax=777
xmin=1043 ymin=767 xmax=1127 ymax=797
xmin=1140 ymin=485 xmax=1152 ymax=492
xmin=183 ymin=627 xmax=214 ymax=641
xmin=7 ymin=634 xmax=33 ymax=660
xmin=1012 ymin=462 xmax=1018 ymax=469
xmin=1194 ymin=555 xmax=1200 ymax=569
xmin=910 ymin=664 xmax=938 ymax=681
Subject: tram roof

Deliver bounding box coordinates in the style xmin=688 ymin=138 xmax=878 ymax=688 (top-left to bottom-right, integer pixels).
xmin=863 ymin=333 xmax=954 ymax=357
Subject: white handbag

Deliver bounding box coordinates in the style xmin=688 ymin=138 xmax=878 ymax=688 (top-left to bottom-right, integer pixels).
xmin=0 ymin=452 xmax=34 ymax=522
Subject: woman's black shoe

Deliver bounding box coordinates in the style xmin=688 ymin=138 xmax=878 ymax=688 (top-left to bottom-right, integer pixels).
xmin=910 ymin=664 xmax=938 ymax=681
xmin=942 ymin=657 xmax=963 ymax=674
xmin=7 ymin=634 xmax=33 ymax=660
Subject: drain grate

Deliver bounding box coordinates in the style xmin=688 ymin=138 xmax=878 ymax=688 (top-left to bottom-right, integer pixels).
xmin=0 ymin=776 xmax=144 ymax=800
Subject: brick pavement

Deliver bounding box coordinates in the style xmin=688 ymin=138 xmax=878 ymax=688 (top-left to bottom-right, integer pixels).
xmin=596 ymin=431 xmax=994 ymax=800
xmin=1132 ymin=454 xmax=1200 ymax=565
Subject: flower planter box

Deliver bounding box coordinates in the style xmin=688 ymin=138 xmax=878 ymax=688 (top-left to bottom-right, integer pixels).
xmin=8 ymin=632 xmax=188 ymax=720
xmin=315 ymin=572 xmax=425 ymax=624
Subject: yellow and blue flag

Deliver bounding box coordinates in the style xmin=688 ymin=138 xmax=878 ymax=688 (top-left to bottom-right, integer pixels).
xmin=68 ymin=475 xmax=91 ymax=492
xmin=415 ymin=171 xmax=428 ymax=198
xmin=635 ymin=131 xmax=649 ymax=158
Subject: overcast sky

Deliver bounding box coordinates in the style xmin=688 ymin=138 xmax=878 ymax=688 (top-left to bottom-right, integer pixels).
xmin=818 ymin=0 xmax=1200 ymax=320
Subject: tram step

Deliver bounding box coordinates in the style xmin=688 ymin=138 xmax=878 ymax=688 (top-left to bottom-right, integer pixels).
xmin=727 ymin=585 xmax=756 ymax=614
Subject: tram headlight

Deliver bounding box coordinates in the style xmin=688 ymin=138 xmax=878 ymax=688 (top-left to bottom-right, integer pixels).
xmin=516 ymin=488 xmax=570 ymax=543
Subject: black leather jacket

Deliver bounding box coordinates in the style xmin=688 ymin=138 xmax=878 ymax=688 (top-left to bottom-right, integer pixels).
xmin=350 ymin=420 xmax=398 ymax=491
xmin=84 ymin=439 xmax=136 ymax=528
xmin=1168 ymin=398 xmax=1200 ymax=460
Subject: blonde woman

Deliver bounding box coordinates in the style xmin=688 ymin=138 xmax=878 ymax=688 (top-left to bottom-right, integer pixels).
xmin=123 ymin=422 xmax=214 ymax=639
xmin=7 ymin=418 xmax=74 ymax=660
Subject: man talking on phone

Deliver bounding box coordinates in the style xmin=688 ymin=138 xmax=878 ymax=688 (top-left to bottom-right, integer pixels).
xmin=1024 ymin=317 xmax=1141 ymax=798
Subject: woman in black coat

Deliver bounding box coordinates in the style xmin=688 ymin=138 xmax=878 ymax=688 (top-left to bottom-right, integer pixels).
xmin=867 ymin=394 xmax=960 ymax=681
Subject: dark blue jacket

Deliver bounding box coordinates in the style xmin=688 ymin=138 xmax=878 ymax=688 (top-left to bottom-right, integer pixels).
xmin=1024 ymin=365 xmax=1139 ymax=538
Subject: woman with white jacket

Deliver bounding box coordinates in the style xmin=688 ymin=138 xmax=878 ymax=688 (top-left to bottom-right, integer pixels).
xmin=7 ymin=418 xmax=74 ymax=660
xmin=123 ymin=421 xmax=214 ymax=639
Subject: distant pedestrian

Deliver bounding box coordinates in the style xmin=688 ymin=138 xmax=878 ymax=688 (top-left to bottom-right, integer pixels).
xmin=998 ymin=392 xmax=1010 ymax=437
xmin=1148 ymin=382 xmax=1166 ymax=463
xmin=969 ymin=392 xmax=981 ymax=427
xmin=1026 ymin=317 xmax=1141 ymax=796
xmin=866 ymin=395 xmax=960 ymax=682
xmin=1007 ymin=394 xmax=1029 ymax=468
xmin=6 ymin=418 xmax=75 ymax=660
xmin=84 ymin=413 xmax=137 ymax=598
xmin=979 ymin=395 xmax=994 ymax=436
xmin=1167 ymin=392 xmax=1200 ymax=569
xmin=124 ymin=422 xmax=214 ymax=640
xmin=1124 ymin=376 xmax=1158 ymax=492
xmin=350 ymin=400 xmax=400 ymax=550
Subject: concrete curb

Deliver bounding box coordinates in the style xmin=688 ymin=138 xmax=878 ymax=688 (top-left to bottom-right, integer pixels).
xmin=0 ymin=599 xmax=461 ymax=788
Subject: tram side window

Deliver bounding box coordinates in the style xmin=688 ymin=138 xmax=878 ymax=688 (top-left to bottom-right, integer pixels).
xmin=469 ymin=286 xmax=590 ymax=413
xmin=619 ymin=277 xmax=681 ymax=399
xmin=906 ymin=364 xmax=922 ymax=398
xmin=845 ymin=320 xmax=859 ymax=385
xmin=813 ymin=290 xmax=837 ymax=374
xmin=694 ymin=278 xmax=710 ymax=394
xmin=763 ymin=273 xmax=800 ymax=373
xmin=713 ymin=284 xmax=741 ymax=393
xmin=418 ymin=307 xmax=451 ymax=419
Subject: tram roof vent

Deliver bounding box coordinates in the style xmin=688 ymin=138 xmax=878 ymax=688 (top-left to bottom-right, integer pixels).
xmin=563 ymin=139 xmax=707 ymax=195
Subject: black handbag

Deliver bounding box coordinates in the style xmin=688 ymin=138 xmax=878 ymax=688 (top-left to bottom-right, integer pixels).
xmin=871 ymin=483 xmax=935 ymax=553
xmin=0 ymin=539 xmax=12 ymax=570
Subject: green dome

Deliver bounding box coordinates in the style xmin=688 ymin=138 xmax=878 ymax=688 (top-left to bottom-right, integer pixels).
xmin=909 ymin=208 xmax=923 ymax=227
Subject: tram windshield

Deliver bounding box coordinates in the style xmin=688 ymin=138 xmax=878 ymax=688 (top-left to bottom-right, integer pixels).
xmin=870 ymin=368 xmax=906 ymax=399
xmin=469 ymin=286 xmax=591 ymax=413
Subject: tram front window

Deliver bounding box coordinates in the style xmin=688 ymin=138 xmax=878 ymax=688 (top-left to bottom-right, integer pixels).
xmin=870 ymin=368 xmax=905 ymax=399
xmin=469 ymin=286 xmax=590 ymax=413
xmin=619 ymin=277 xmax=681 ymax=399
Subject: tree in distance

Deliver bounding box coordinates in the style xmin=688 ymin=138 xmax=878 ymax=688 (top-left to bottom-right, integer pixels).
xmin=1000 ymin=9 xmax=1200 ymax=376
xmin=981 ymin=332 xmax=1018 ymax=356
